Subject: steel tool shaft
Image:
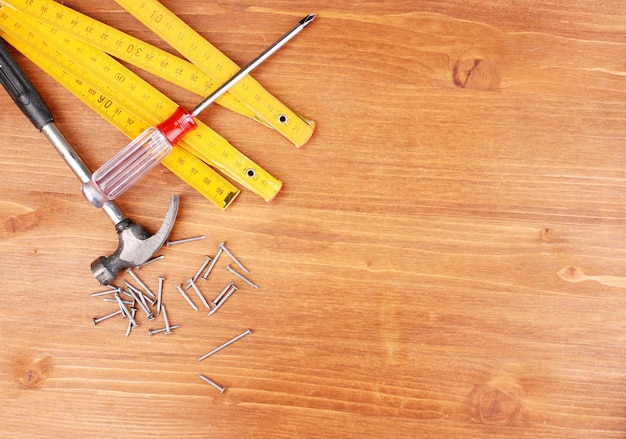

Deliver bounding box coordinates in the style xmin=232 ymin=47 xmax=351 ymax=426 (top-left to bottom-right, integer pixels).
xmin=0 ymin=38 xmax=179 ymax=283
xmin=82 ymin=13 xmax=316 ymax=208
xmin=190 ymin=13 xmax=316 ymax=117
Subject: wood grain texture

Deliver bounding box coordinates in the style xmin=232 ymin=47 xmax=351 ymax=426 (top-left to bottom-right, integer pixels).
xmin=1 ymin=0 xmax=625 ymax=437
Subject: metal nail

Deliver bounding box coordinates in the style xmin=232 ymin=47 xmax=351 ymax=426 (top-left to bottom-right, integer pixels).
xmin=208 ymin=284 xmax=238 ymax=316
xmin=212 ymin=281 xmax=235 ymax=305
xmin=197 ymin=328 xmax=252 ymax=361
xmin=188 ymin=278 xmax=212 ymax=310
xmin=119 ymin=289 xmax=135 ymax=300
xmin=103 ymin=297 xmax=134 ymax=305
xmin=125 ymin=308 xmax=137 ymax=338
xmin=92 ymin=309 xmax=123 ymax=325
xmin=156 ymin=277 xmax=165 ymax=315
xmin=176 ymin=283 xmax=199 ymax=311
xmin=220 ymin=242 xmax=249 ymax=273
xmin=115 ymin=292 xmax=137 ymax=327
xmin=197 ymin=374 xmax=226 ymax=393
xmin=142 ymin=292 xmax=156 ymax=306
xmin=138 ymin=289 xmax=150 ymax=309
xmin=126 ymin=267 xmax=156 ymax=299
xmin=90 ymin=287 xmax=121 ymax=297
xmin=148 ymin=325 xmax=182 ymax=336
xmin=162 ymin=304 xmax=172 ymax=334
xmin=201 ymin=247 xmax=223 ymax=280
xmin=225 ymin=264 xmax=259 ymax=289
xmin=166 ymin=235 xmax=207 ymax=246
xmin=136 ymin=254 xmax=165 ymax=269
xmin=193 ymin=256 xmax=212 ymax=283
xmin=124 ymin=285 xmax=155 ymax=320
xmin=124 ymin=281 xmax=156 ymax=306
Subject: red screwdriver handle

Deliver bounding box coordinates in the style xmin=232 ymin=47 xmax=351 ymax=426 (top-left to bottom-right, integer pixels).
xmin=156 ymin=107 xmax=197 ymax=144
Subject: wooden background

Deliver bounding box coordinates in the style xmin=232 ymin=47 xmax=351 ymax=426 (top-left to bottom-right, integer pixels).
xmin=1 ymin=0 xmax=625 ymax=437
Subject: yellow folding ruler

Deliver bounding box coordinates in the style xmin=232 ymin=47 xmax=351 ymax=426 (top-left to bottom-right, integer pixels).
xmin=114 ymin=0 xmax=315 ymax=146
xmin=0 ymin=0 xmax=314 ymax=208
xmin=4 ymin=0 xmax=315 ymax=146
xmin=0 ymin=28 xmax=242 ymax=209
xmin=0 ymin=6 xmax=281 ymax=206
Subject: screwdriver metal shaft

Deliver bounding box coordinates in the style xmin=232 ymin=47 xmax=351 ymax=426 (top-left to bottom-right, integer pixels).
xmin=191 ymin=13 xmax=316 ymax=117
xmin=82 ymin=13 xmax=316 ymax=208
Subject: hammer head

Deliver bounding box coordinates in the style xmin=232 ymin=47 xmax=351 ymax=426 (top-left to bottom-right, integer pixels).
xmin=91 ymin=195 xmax=180 ymax=284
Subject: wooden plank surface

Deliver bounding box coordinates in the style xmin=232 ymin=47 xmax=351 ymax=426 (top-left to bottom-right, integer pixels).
xmin=1 ymin=0 xmax=625 ymax=437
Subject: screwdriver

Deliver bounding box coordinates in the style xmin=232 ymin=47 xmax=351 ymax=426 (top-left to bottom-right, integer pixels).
xmin=0 ymin=37 xmax=126 ymax=226
xmin=82 ymin=13 xmax=316 ymax=208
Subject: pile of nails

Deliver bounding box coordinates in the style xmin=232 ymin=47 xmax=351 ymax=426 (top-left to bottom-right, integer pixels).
xmin=90 ymin=236 xmax=258 ymax=393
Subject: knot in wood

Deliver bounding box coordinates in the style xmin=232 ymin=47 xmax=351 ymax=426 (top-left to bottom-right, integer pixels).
xmin=467 ymin=373 xmax=526 ymax=426
xmin=452 ymin=58 xmax=500 ymax=91
xmin=10 ymin=354 xmax=54 ymax=389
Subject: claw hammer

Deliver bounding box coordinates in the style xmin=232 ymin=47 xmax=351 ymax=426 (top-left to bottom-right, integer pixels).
xmin=0 ymin=38 xmax=179 ymax=284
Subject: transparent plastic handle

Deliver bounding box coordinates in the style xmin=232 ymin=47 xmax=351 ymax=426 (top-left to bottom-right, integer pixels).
xmin=82 ymin=127 xmax=172 ymax=208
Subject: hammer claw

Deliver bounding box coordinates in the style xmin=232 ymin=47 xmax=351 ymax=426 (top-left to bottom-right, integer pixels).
xmin=91 ymin=195 xmax=180 ymax=284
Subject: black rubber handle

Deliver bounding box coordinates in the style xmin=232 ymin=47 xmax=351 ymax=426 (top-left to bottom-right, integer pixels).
xmin=0 ymin=38 xmax=53 ymax=130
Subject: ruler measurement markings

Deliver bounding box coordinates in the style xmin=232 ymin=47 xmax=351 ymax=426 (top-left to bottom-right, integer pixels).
xmin=3 ymin=0 xmax=291 ymax=200
xmin=115 ymin=0 xmax=314 ymax=146
xmin=65 ymin=33 xmax=282 ymax=200
xmin=1 ymin=9 xmax=282 ymax=201
xmin=15 ymin=40 xmax=239 ymax=209
xmin=6 ymin=0 xmax=262 ymax=123
xmin=4 ymin=29 xmax=159 ymax=155
xmin=5 ymin=8 xmax=165 ymax=126
xmin=13 ymin=0 xmax=303 ymax=146
xmin=0 ymin=26 xmax=239 ymax=209
xmin=181 ymin=119 xmax=282 ymax=200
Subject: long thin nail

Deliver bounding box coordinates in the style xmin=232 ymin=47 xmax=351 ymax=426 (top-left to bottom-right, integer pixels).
xmin=90 ymin=287 xmax=121 ymax=297
xmin=126 ymin=267 xmax=156 ymax=299
xmin=193 ymin=256 xmax=212 ymax=283
xmin=92 ymin=309 xmax=123 ymax=325
xmin=125 ymin=282 xmax=156 ymax=306
xmin=161 ymin=304 xmax=172 ymax=334
xmin=208 ymin=284 xmax=238 ymax=316
xmin=124 ymin=282 xmax=150 ymax=309
xmin=125 ymin=308 xmax=137 ymax=338
xmin=219 ymin=242 xmax=249 ymax=273
xmin=124 ymin=284 xmax=155 ymax=320
xmin=176 ymin=284 xmax=199 ymax=311
xmin=166 ymin=235 xmax=207 ymax=246
xmin=156 ymin=277 xmax=165 ymax=315
xmin=202 ymin=247 xmax=223 ymax=280
xmin=197 ymin=374 xmax=226 ymax=393
xmin=136 ymin=254 xmax=165 ymax=269
xmin=148 ymin=325 xmax=182 ymax=336
xmin=212 ymin=281 xmax=235 ymax=306
xmin=188 ymin=278 xmax=212 ymax=310
xmin=102 ymin=298 xmax=133 ymax=305
xmin=197 ymin=329 xmax=252 ymax=361
xmin=115 ymin=292 xmax=137 ymax=327
xmin=225 ymin=265 xmax=259 ymax=289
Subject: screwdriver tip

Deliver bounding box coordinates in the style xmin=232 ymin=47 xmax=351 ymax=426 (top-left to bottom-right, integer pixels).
xmin=300 ymin=13 xmax=316 ymax=26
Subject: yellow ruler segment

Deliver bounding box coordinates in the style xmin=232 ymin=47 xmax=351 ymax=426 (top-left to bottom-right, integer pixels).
xmin=5 ymin=0 xmax=314 ymax=145
xmin=0 ymin=5 xmax=283 ymax=202
xmin=0 ymin=20 xmax=240 ymax=209
xmin=1 ymin=0 xmax=260 ymax=123
xmin=2 ymin=9 xmax=282 ymax=201
xmin=117 ymin=0 xmax=315 ymax=147
xmin=0 ymin=30 xmax=240 ymax=209
xmin=1 ymin=32 xmax=239 ymax=209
